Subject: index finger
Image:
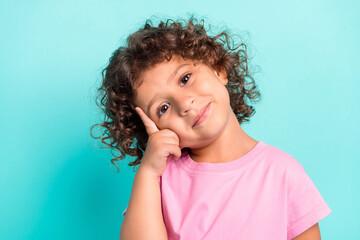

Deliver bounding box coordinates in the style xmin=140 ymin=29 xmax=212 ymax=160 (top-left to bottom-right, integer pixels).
xmin=135 ymin=107 xmax=159 ymax=135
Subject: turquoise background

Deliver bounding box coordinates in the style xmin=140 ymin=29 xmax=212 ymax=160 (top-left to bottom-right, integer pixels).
xmin=1 ymin=0 xmax=359 ymax=239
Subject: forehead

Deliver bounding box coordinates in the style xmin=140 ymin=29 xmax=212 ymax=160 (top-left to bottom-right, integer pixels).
xmin=140 ymin=56 xmax=194 ymax=82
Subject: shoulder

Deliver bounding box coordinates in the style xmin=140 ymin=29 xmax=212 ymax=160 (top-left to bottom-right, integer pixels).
xmin=262 ymin=143 xmax=304 ymax=174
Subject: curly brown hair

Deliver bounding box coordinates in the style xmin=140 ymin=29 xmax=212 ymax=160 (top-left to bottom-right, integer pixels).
xmin=90 ymin=16 xmax=261 ymax=173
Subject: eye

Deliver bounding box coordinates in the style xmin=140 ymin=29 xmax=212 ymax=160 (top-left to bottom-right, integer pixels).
xmin=180 ymin=73 xmax=191 ymax=87
xmin=158 ymin=103 xmax=170 ymax=117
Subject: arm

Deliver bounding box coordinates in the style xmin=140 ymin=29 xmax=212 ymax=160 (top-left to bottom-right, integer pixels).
xmin=120 ymin=107 xmax=181 ymax=240
xmin=119 ymin=165 xmax=167 ymax=240
xmin=292 ymin=223 xmax=321 ymax=240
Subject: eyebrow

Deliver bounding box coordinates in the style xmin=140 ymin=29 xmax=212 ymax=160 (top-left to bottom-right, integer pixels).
xmin=146 ymin=63 xmax=191 ymax=115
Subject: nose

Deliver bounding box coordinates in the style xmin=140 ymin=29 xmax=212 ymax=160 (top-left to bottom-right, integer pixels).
xmin=174 ymin=95 xmax=195 ymax=116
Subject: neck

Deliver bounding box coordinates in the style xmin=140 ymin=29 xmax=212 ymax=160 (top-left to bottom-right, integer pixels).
xmin=189 ymin=111 xmax=258 ymax=163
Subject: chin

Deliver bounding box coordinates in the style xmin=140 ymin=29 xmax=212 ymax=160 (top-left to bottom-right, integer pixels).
xmin=179 ymin=114 xmax=229 ymax=149
xmin=181 ymin=136 xmax=219 ymax=150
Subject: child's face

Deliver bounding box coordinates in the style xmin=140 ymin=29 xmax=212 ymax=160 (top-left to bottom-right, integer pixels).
xmin=133 ymin=55 xmax=232 ymax=149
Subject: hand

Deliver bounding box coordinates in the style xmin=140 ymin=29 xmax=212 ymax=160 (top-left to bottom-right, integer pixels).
xmin=135 ymin=107 xmax=182 ymax=178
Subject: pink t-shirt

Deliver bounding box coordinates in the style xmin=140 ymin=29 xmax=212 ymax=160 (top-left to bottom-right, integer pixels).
xmin=123 ymin=140 xmax=331 ymax=239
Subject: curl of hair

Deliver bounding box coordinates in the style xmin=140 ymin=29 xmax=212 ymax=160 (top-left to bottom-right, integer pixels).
xmin=90 ymin=16 xmax=261 ymax=173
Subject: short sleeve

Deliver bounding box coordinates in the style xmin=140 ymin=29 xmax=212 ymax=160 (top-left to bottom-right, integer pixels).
xmin=286 ymin=160 xmax=331 ymax=239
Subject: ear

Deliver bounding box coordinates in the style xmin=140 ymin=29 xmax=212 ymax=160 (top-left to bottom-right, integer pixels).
xmin=213 ymin=66 xmax=228 ymax=85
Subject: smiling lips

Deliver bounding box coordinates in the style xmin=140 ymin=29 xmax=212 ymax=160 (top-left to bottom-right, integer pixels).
xmin=192 ymin=102 xmax=211 ymax=127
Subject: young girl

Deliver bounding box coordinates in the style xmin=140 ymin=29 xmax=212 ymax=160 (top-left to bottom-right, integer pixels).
xmin=92 ymin=17 xmax=331 ymax=240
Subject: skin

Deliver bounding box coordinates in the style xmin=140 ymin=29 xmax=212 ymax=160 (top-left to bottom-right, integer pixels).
xmin=133 ymin=55 xmax=258 ymax=165
xmin=133 ymin=55 xmax=321 ymax=239
xmin=292 ymin=223 xmax=321 ymax=240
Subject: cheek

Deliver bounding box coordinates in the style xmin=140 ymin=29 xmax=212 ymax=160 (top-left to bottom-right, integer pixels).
xmin=156 ymin=119 xmax=183 ymax=136
xmin=195 ymin=78 xmax=213 ymax=93
xmin=195 ymin=76 xmax=226 ymax=95
xmin=200 ymin=81 xmax=230 ymax=106
xmin=161 ymin=121 xmax=189 ymax=143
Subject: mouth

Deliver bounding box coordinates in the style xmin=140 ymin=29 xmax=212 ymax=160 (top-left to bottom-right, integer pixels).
xmin=192 ymin=102 xmax=211 ymax=128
